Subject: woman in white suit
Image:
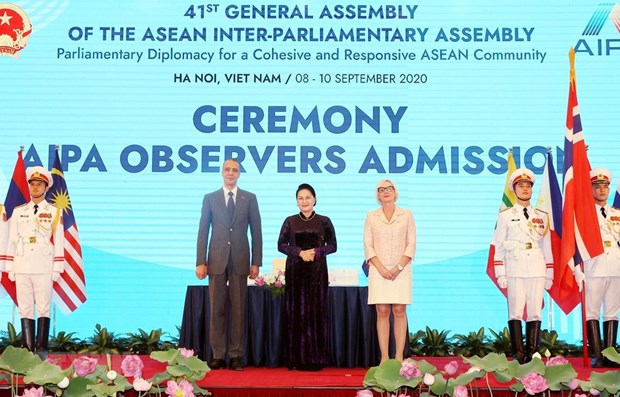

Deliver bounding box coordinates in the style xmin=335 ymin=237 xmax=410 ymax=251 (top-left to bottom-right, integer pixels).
xmin=363 ymin=179 xmax=416 ymax=364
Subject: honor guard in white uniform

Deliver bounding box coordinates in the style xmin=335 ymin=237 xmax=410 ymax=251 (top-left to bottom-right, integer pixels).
xmin=5 ymin=166 xmax=64 ymax=358
xmin=573 ymin=168 xmax=620 ymax=367
xmin=493 ymin=168 xmax=554 ymax=364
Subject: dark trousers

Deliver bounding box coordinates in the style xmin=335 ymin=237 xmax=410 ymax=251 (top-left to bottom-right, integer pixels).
xmin=208 ymin=255 xmax=248 ymax=359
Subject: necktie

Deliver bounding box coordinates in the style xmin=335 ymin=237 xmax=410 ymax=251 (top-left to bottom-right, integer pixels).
xmin=227 ymin=191 xmax=235 ymax=222
xmin=34 ymin=204 xmax=39 ymax=215
xmin=523 ymin=207 xmax=529 ymax=220
xmin=601 ymin=207 xmax=607 ymax=219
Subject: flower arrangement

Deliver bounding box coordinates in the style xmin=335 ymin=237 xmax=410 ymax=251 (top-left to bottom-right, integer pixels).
xmin=358 ymin=347 xmax=620 ymax=397
xmin=0 ymin=345 xmax=210 ymax=397
xmin=254 ymin=270 xmax=285 ymax=298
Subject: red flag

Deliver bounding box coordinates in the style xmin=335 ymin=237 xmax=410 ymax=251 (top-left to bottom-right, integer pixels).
xmin=560 ymin=49 xmax=603 ymax=275
xmin=536 ymin=151 xmax=581 ymax=314
xmin=47 ymin=148 xmax=86 ymax=313
xmin=0 ymin=150 xmax=29 ymax=304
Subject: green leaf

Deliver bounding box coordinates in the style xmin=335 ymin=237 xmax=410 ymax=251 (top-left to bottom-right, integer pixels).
xmin=0 ymin=345 xmax=42 ymax=375
xmin=373 ymin=359 xmax=409 ymax=392
xmin=602 ymin=347 xmax=620 ymax=365
xmin=150 ymin=349 xmax=179 ymax=363
xmin=63 ymin=377 xmax=97 ymax=397
xmin=24 ymin=361 xmax=68 ymax=385
xmin=87 ymin=382 xmax=126 ymax=397
xmin=148 ymin=371 xmax=172 ymax=386
xmin=492 ymin=370 xmax=514 ymax=384
xmin=463 ymin=353 xmax=509 ymax=372
xmin=180 ymin=355 xmax=210 ymax=374
xmin=590 ymin=370 xmax=620 ymax=394
xmin=362 ymin=366 xmax=379 ymax=389
xmin=429 ymin=373 xmax=448 ymax=395
xmin=543 ymin=364 xmax=577 ymax=391
xmin=453 ymin=370 xmax=485 ymax=386
xmin=166 ymin=364 xmax=194 ymax=377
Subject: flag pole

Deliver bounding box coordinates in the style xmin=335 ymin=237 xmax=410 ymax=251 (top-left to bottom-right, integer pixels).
xmin=546 ymin=147 xmax=555 ymax=332
xmin=12 ymin=145 xmax=24 ymax=321
xmin=579 ymin=262 xmax=588 ymax=367
xmin=572 ymin=47 xmax=589 ymax=367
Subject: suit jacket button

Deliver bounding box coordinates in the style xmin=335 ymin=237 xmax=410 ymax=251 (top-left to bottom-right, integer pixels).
xmin=228 ymin=242 xmax=231 ymax=245
xmin=230 ymin=228 xmax=233 ymax=232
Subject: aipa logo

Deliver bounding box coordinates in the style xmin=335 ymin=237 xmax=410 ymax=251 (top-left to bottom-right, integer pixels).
xmin=0 ymin=3 xmax=32 ymax=58
xmin=575 ymin=2 xmax=620 ymax=56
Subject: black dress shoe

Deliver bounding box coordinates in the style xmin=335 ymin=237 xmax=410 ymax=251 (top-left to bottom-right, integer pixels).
xmin=229 ymin=357 xmax=244 ymax=371
xmin=208 ymin=358 xmax=226 ymax=370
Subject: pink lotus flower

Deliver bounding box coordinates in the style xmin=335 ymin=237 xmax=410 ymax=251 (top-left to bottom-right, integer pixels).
xmin=179 ymin=348 xmax=194 ymax=358
xmin=546 ymin=355 xmax=569 ymax=366
xmin=399 ymin=359 xmax=422 ymax=380
xmin=575 ymin=394 xmax=587 ymax=397
xmin=520 ymin=372 xmax=548 ymax=395
xmin=444 ymin=360 xmax=458 ymax=376
xmin=568 ymin=379 xmax=579 ymax=390
xmin=255 ymin=276 xmax=266 ymax=287
xmin=133 ymin=378 xmax=153 ymax=392
xmin=73 ymin=356 xmax=98 ymax=377
xmin=454 ymin=385 xmax=468 ymax=397
xmin=275 ymin=280 xmax=283 ymax=288
xmin=355 ymin=390 xmax=373 ymax=397
xmin=165 ymin=380 xmax=194 ymax=397
xmin=121 ymin=355 xmax=144 ymax=378
xmin=20 ymin=387 xmax=43 ymax=397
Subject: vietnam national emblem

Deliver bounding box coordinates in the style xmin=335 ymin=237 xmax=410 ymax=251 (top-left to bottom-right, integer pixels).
xmin=0 ymin=3 xmax=32 ymax=58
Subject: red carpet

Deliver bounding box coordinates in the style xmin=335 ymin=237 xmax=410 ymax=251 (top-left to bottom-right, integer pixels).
xmin=7 ymin=355 xmax=611 ymax=397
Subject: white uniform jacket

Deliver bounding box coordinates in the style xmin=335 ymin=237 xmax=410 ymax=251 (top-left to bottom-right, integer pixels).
xmin=6 ymin=200 xmax=64 ymax=274
xmin=584 ymin=204 xmax=620 ymax=277
xmin=493 ymin=204 xmax=553 ymax=278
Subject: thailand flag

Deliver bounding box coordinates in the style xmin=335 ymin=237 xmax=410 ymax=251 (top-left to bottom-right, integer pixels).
xmin=536 ymin=151 xmax=580 ymax=314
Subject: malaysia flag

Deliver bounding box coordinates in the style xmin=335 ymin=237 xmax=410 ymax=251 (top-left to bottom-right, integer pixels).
xmin=46 ymin=148 xmax=87 ymax=313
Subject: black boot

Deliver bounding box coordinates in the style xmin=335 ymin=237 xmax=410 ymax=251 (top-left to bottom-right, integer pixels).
xmin=36 ymin=317 xmax=51 ymax=360
xmin=525 ymin=321 xmax=541 ymax=362
xmin=587 ymin=320 xmax=604 ymax=368
xmin=603 ymin=320 xmax=619 ymax=368
xmin=21 ymin=318 xmax=35 ymax=352
xmin=508 ymin=320 xmax=525 ymax=364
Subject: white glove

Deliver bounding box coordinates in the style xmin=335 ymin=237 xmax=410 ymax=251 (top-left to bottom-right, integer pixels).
xmin=545 ymin=267 xmax=553 ymax=290
xmin=573 ymin=267 xmax=586 ymax=292
xmin=52 ymin=271 xmax=61 ymax=282
xmin=8 ymin=272 xmax=15 ymax=282
xmin=497 ymin=275 xmax=507 ymax=289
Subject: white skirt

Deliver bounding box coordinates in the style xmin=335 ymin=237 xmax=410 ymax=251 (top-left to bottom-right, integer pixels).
xmin=368 ymin=263 xmax=412 ymax=305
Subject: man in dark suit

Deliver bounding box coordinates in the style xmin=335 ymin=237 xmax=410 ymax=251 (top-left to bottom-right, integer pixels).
xmin=195 ymin=158 xmax=262 ymax=371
